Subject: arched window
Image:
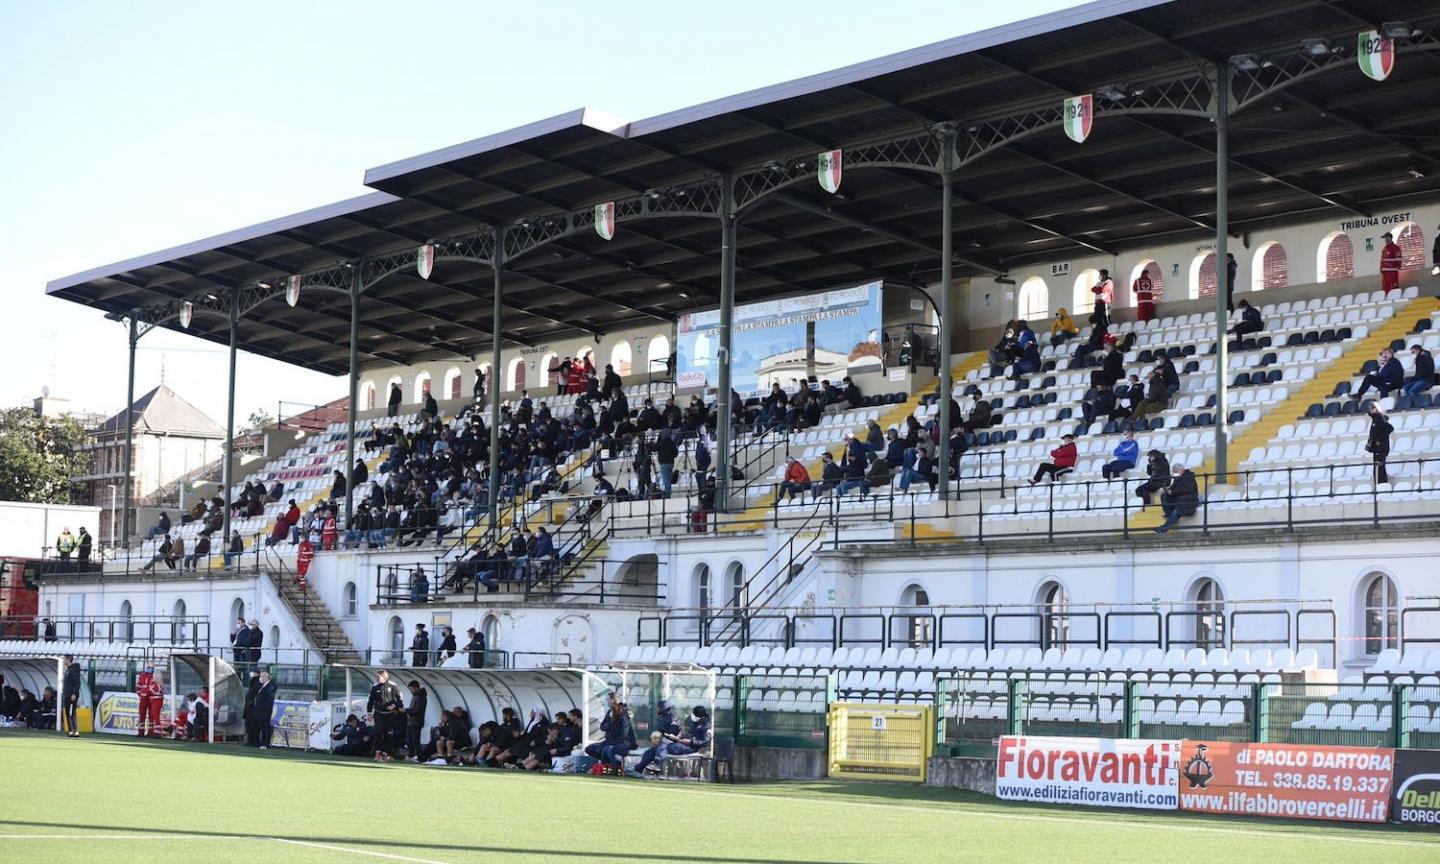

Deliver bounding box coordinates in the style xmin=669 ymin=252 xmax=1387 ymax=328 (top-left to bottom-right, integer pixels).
xmin=610 ymin=341 xmax=633 ymax=377
xmin=1072 ymin=269 xmax=1100 ymax=314
xmin=388 ymin=616 xmax=405 ymax=664
xmin=1191 ymin=578 xmax=1225 ymax=648
xmin=268 ymin=625 xmax=280 ymax=661
xmin=1251 ymin=242 xmax=1288 ymax=292
xmin=1018 ymin=276 xmax=1049 ymax=321
xmin=119 ymin=599 xmax=133 ymax=642
xmin=343 ymin=581 xmax=358 ymax=617
xmin=1361 ymin=573 xmax=1398 ymax=656
xmin=1318 ymin=231 xmax=1354 ymax=282
xmin=1129 ymin=260 xmax=1165 ymax=303
xmin=482 ymin=614 xmax=500 ymax=653
xmin=172 ymin=599 xmax=187 ymax=645
xmin=723 ymin=561 xmax=745 ymax=614
xmin=506 ymin=357 xmax=526 ymax=392
xmin=1190 ymin=251 xmax=1217 ymax=299
xmin=413 ymin=372 xmax=432 ymax=404
xmin=385 ymin=377 xmax=403 ymax=407
xmin=900 ymin=584 xmax=932 ymax=648
xmin=1036 ymin=581 xmax=1069 ymax=649
xmin=1396 ymin=222 xmax=1426 ymax=270
xmin=537 ymin=352 xmax=558 ymax=388
xmin=229 ymin=597 xmax=245 ymax=625
xmin=576 ymin=346 xmax=595 ymax=368
xmin=443 ymin=367 xmax=462 ymax=400
xmin=648 ymin=334 xmax=671 ymax=375
xmin=694 ymin=563 xmax=712 ymax=614
xmin=362 ymin=381 xmax=377 ymax=412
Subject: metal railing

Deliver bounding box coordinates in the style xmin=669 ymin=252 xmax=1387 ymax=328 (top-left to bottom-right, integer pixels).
xmin=0 ymin=615 xmax=210 ymax=648
xmin=375 ymin=554 xmax=663 ymax=606
xmin=35 ymin=531 xmax=273 ymax=580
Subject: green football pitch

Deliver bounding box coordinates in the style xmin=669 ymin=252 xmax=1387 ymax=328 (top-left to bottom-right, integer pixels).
xmin=2 ymin=732 xmax=1437 ymax=863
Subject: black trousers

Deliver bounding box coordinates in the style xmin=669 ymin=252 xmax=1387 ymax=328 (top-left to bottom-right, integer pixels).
xmin=406 ymin=723 xmax=422 ymax=757
xmin=373 ymin=714 xmax=392 ymax=753
xmin=259 ymin=719 xmax=273 ymax=747
xmin=62 ymin=694 xmax=77 ymax=734
xmin=1374 ymin=449 xmax=1389 ymax=484
xmin=1032 ymin=463 xmax=1071 ymax=483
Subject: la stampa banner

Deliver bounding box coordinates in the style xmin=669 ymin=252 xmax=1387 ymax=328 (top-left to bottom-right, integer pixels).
xmin=996 ymin=735 xmax=1180 ymax=810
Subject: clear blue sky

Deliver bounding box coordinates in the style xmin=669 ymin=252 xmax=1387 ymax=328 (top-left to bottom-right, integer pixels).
xmin=0 ymin=0 xmax=1080 ymax=425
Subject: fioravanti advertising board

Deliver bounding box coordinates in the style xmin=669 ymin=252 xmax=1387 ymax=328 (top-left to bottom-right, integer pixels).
xmin=996 ymin=735 xmax=1180 ymax=810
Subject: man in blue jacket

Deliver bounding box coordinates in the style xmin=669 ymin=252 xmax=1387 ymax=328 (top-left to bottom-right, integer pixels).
xmin=1403 ymin=344 xmax=1435 ymax=396
xmin=1353 ymin=348 xmax=1404 ymax=400
xmin=635 ymin=705 xmax=713 ymax=777
xmin=1102 ymin=431 xmax=1141 ymax=480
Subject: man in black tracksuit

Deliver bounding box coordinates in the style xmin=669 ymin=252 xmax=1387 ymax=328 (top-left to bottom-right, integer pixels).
xmin=404 ymin=680 xmax=428 ymax=761
xmin=367 ymin=670 xmax=404 ymax=757
xmin=60 ymin=655 xmax=81 ymax=737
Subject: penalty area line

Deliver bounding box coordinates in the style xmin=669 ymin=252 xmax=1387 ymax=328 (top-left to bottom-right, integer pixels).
xmin=273 ymin=837 xmax=455 ymax=864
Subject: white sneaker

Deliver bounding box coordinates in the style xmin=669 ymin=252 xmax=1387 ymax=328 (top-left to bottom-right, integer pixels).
xmin=259 ymin=745 xmax=268 ymax=750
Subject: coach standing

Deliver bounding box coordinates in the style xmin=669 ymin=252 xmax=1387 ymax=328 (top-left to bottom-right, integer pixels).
xmin=60 ymin=654 xmax=81 ymax=737
xmin=253 ymin=669 xmax=277 ymax=749
xmin=367 ymin=669 xmax=403 ymax=760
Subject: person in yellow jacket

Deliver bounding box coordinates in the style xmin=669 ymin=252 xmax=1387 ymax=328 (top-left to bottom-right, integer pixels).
xmin=1049 ymin=307 xmax=1079 ymax=347
xmin=55 ymin=528 xmax=76 ymax=562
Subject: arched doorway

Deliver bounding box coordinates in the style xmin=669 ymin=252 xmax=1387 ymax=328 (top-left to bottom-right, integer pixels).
xmin=1190 ymin=251 xmax=1217 ymax=299
xmin=899 ymin=583 xmax=932 ymax=648
xmin=1035 ymin=581 xmax=1069 ymax=649
xmin=1189 ymin=577 xmax=1226 ymax=648
xmin=616 ymin=553 xmax=659 ymax=603
xmin=1251 ymin=242 xmax=1288 ymax=292
xmin=1072 ymin=269 xmax=1100 ymax=314
xmin=1359 ymin=572 xmax=1398 ymax=657
xmin=1018 ymin=276 xmax=1049 ymax=321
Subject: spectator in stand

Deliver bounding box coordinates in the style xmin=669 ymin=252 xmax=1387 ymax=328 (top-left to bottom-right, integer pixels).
xmin=842 ymin=377 xmax=862 ymax=409
xmin=33 ymin=687 xmax=57 ymax=730
xmin=1091 ymin=269 xmax=1115 ymax=326
xmin=1050 ymin=307 xmax=1079 ymax=346
xmin=140 ymin=533 xmax=174 ymax=572
xmin=884 ymin=427 xmax=905 ymax=468
xmin=473 ymin=367 xmax=486 ymax=401
xmin=531 ymin=527 xmax=556 ymax=577
xmin=411 ymin=623 xmax=430 ymax=666
xmin=409 ymin=569 xmax=429 ymax=605
xmin=1132 ymin=368 xmax=1170 ymax=421
xmin=147 ymin=511 xmax=171 ymax=540
xmin=989 ymin=326 xmax=1019 ymax=377
xmin=1380 ymin=231 xmax=1402 ymax=295
xmin=862 ymin=419 xmax=884 ymax=454
xmin=423 ymin=390 xmax=439 ymax=420
xmin=266 ymin=513 xmax=290 ymax=547
xmin=961 ymin=391 xmax=993 ymax=434
xmin=1403 ymin=344 xmax=1435 ymax=396
xmin=865 ymin=452 xmax=892 ymax=489
xmin=330 ymin=470 xmax=347 ymax=502
xmin=75 ymin=527 xmax=92 ymax=565
xmin=1230 ymin=299 xmax=1264 ymax=339
xmin=1367 ymin=403 xmax=1392 ymax=485
xmin=836 ymin=434 xmax=869 ymax=497
xmin=1081 ymin=382 xmax=1117 ymax=427
xmin=403 ymin=680 xmax=428 ymax=761
xmin=1103 ymin=431 xmax=1140 ymax=480
xmin=655 ymin=431 xmax=678 ymax=499
xmin=1353 ymin=348 xmax=1405 ymax=400
xmin=635 ymin=705 xmax=713 ymax=777
xmin=814 ymin=452 xmax=841 ymax=496
xmin=1133 ymin=270 xmax=1156 ymax=322
xmin=267 ymin=480 xmax=284 ymax=502
xmin=1090 ymin=340 xmax=1125 ymax=389
xmin=897 ymin=440 xmax=935 ymax=493
xmin=1158 ymin=355 xmax=1180 ymax=399
xmin=367 ymin=670 xmax=404 ymax=762
xmin=184 ymin=534 xmax=210 ymax=571
xmin=464 ymin=626 xmax=487 ymax=668
xmin=778 ymin=456 xmax=811 ymax=501
xmin=1029 ymin=434 xmax=1077 ymax=485
xmin=1154 ymin=464 xmax=1199 ymax=534
xmin=1225 ymin=253 xmax=1238 ymax=313
xmin=387 ymin=382 xmax=402 ymax=418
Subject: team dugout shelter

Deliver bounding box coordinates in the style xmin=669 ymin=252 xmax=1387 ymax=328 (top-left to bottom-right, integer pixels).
xmin=45 ymin=0 xmax=1440 ymax=545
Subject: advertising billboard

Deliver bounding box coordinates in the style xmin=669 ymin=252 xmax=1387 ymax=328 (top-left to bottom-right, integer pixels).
xmin=1392 ymin=748 xmax=1440 ymax=827
xmin=996 ymin=735 xmax=1180 ymax=810
xmin=675 ymin=281 xmax=883 ymax=395
xmin=1177 ymin=741 xmax=1392 ymax=823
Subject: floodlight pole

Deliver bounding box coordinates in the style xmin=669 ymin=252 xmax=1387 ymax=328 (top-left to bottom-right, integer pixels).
xmin=715 ymin=177 xmax=737 ymax=512
xmin=936 ymin=128 xmax=957 ymax=501
xmin=344 ymin=260 xmax=362 ymax=529
xmin=1214 ymin=62 xmax=1231 ymax=484
xmin=487 ymin=228 xmax=504 ymax=533
xmin=122 ymin=316 xmax=138 ymax=547
xmin=222 ymin=287 xmax=239 ymax=547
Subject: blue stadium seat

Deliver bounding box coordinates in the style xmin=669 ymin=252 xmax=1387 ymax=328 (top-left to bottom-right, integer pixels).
xmin=1228 ymin=409 xmax=1245 ymax=424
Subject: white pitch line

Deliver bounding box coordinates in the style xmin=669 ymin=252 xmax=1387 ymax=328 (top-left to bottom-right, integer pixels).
xmin=602 ymin=781 xmax=1440 ymax=850
xmin=0 ymin=834 xmax=207 ymax=841
xmin=273 ymin=837 xmax=455 ymax=864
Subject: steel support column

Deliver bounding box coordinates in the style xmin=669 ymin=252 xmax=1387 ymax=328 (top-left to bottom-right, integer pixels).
xmin=487 ymin=228 xmax=504 ymax=532
xmin=121 ymin=316 xmax=138 ymax=547
xmin=344 ymin=260 xmax=362 ymax=528
xmin=1214 ymin=62 xmax=1231 ymax=484
xmin=715 ymin=178 xmax=737 ymax=512
xmin=222 ymin=286 xmax=239 ymax=547
xmin=937 ymin=131 xmax=957 ymax=500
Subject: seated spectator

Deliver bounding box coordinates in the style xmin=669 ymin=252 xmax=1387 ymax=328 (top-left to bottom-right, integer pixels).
xmin=1404 ymin=344 xmax=1435 ymax=396
xmin=865 ymin=452 xmax=892 ymax=489
xmin=1012 ymin=325 xmax=1041 ymax=377
xmin=583 ymin=695 xmax=635 ymax=768
xmin=267 ymin=480 xmax=284 ymax=502
xmin=1159 ymin=355 xmax=1180 ymax=398
xmin=1029 ymin=434 xmax=1077 ymax=485
xmin=778 ymin=456 xmax=811 ymax=501
xmin=1102 ymin=431 xmax=1140 ymax=480
xmin=1135 ymin=449 xmax=1171 ymax=505
xmin=841 ymin=376 xmax=861 ymax=409
xmin=897 ymin=441 xmax=935 ymax=493
xmin=1050 ymin=307 xmax=1078 ymax=346
xmin=141 ymin=533 xmax=174 ymax=572
xmin=1353 ymin=348 xmax=1404 ymax=400
xmin=815 ymin=452 xmax=842 ymax=497
xmin=1229 ymin=299 xmax=1263 ymax=338
xmin=861 ymin=420 xmax=884 ymax=454
xmin=1132 ymin=369 xmax=1170 ymax=420
xmin=1081 ymin=383 xmax=1117 ymax=426
xmin=634 ymin=705 xmax=712 ymax=777
xmin=961 ymin=392 xmax=992 ymax=434
xmin=989 ymin=327 xmax=1019 ymax=376
xmin=1089 ymin=340 xmax=1125 ymax=389
xmin=330 ymin=470 xmax=347 ymax=501
xmin=530 ymin=527 xmax=557 ymax=577
xmin=836 ymin=434 xmax=870 ymax=497
xmin=1154 ymin=464 xmax=1199 ymax=534
xmin=184 ymin=534 xmax=210 ymax=571
xmin=32 ymin=687 xmax=57 ymax=730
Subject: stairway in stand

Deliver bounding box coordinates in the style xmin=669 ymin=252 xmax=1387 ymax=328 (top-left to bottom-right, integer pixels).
xmin=267 ymin=568 xmax=363 ymax=665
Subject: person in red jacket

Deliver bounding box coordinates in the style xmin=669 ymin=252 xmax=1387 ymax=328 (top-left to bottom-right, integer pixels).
xmin=1380 ymin=231 xmax=1402 ymax=294
xmin=320 ymin=510 xmax=338 ymax=551
xmin=283 ymin=499 xmax=301 ymax=543
xmin=296 ymin=536 xmax=315 ymax=590
xmin=777 ymin=456 xmax=812 ymax=501
xmin=1133 ymin=269 xmax=1155 ymax=322
xmin=1029 ymin=434 xmax=1077 ymax=485
xmin=136 ymin=665 xmax=164 ymax=737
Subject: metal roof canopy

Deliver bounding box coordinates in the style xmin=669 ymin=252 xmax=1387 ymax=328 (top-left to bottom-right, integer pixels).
xmin=47 ymin=0 xmax=1440 ymax=375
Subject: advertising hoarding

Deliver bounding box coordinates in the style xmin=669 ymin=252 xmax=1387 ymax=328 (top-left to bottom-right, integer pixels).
xmin=1177 ymin=741 xmax=1392 ymax=823
xmin=1392 ymin=748 xmax=1440 ymax=827
xmin=996 ymin=735 xmax=1180 ymax=810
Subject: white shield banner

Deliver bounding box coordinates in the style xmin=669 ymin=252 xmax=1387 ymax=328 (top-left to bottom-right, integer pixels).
xmin=179 ymin=301 xmax=192 ymax=329
xmin=1064 ymin=94 xmax=1093 ymax=143
xmin=594 ymin=202 xmax=616 ymax=241
xmin=417 ymin=244 xmax=436 ymax=280
xmin=817 ymin=149 xmax=842 ymax=194
xmin=285 ymin=275 xmax=302 ymax=307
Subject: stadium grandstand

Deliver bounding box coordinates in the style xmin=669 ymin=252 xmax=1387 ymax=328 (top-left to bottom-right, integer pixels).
xmin=8 ymin=0 xmax=1440 ymax=835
